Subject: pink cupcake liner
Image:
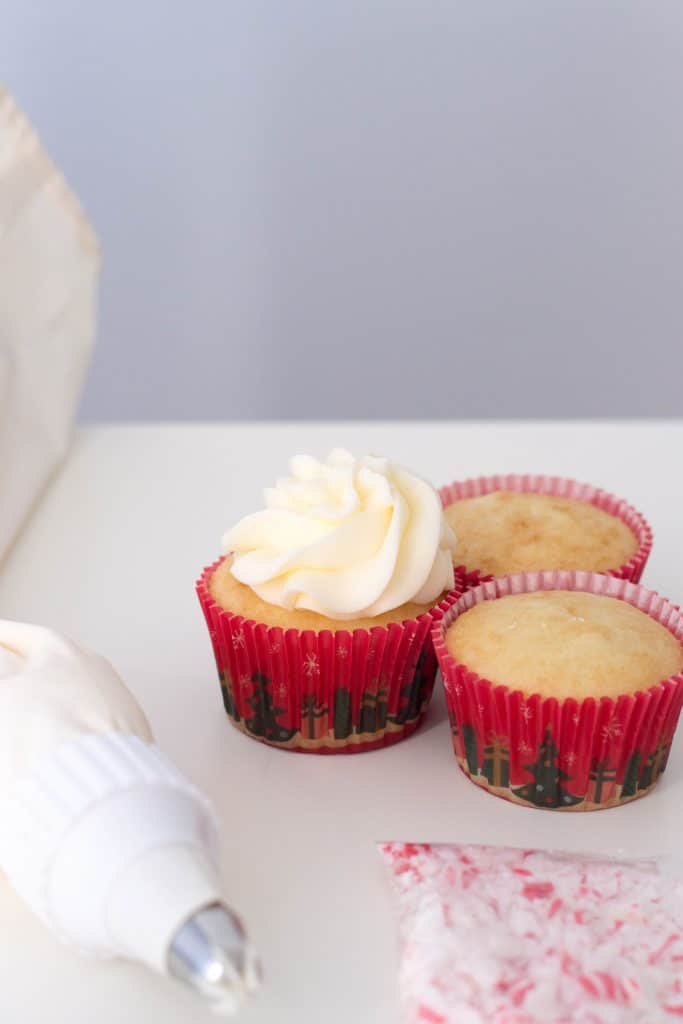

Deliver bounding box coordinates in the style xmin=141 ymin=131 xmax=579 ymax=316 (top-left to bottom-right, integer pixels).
xmin=439 ymin=474 xmax=653 ymax=586
xmin=197 ymin=558 xmax=465 ymax=754
xmin=432 ymin=570 xmax=683 ymax=810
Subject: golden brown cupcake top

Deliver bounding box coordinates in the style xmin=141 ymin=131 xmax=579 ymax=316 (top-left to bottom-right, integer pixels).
xmin=446 ymin=590 xmax=683 ymax=700
xmin=210 ymin=555 xmax=434 ymax=631
xmin=444 ymin=491 xmax=638 ymax=576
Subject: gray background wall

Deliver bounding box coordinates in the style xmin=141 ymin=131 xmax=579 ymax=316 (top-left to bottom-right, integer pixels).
xmin=3 ymin=1 xmax=683 ymax=421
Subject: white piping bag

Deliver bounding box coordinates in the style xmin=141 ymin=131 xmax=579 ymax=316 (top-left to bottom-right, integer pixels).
xmin=0 ymin=621 xmax=260 ymax=1012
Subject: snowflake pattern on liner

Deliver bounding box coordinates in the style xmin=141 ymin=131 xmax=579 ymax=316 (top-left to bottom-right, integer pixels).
xmin=601 ymin=718 xmax=623 ymax=742
xmin=273 ymin=680 xmax=288 ymax=701
xmin=303 ymin=653 xmax=319 ymax=677
xmin=380 ymin=841 xmax=683 ymax=1024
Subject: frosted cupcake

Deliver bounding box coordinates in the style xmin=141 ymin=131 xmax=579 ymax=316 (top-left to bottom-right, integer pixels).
xmin=433 ymin=571 xmax=683 ymax=810
xmin=439 ymin=475 xmax=652 ymax=584
xmin=197 ymin=449 xmax=463 ymax=753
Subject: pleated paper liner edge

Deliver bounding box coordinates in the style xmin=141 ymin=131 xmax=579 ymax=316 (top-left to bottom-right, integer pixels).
xmin=197 ymin=557 xmax=465 ymax=754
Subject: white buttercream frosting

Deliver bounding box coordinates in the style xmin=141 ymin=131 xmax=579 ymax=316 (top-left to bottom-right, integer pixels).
xmin=0 ymin=621 xmax=152 ymax=794
xmin=222 ymin=449 xmax=457 ymax=620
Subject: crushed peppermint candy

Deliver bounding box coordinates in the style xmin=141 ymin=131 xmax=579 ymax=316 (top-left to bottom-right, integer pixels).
xmin=380 ymin=842 xmax=683 ymax=1023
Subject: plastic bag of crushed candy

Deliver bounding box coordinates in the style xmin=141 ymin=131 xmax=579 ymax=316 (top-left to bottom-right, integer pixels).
xmin=380 ymin=841 xmax=683 ymax=1024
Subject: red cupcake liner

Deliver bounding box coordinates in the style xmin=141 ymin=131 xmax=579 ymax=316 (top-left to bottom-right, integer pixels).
xmin=439 ymin=474 xmax=653 ymax=586
xmin=197 ymin=558 xmax=465 ymax=754
xmin=432 ymin=570 xmax=683 ymax=810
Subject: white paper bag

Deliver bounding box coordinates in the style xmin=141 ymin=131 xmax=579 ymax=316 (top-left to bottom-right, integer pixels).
xmin=0 ymin=87 xmax=98 ymax=560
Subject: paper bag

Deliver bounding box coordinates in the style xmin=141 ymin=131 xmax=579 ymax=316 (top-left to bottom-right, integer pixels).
xmin=0 ymin=87 xmax=98 ymax=560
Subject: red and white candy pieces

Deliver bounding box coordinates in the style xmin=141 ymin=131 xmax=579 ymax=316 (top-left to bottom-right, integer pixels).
xmin=381 ymin=841 xmax=683 ymax=1023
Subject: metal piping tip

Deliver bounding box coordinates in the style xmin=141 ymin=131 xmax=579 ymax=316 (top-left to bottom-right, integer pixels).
xmin=168 ymin=903 xmax=261 ymax=1014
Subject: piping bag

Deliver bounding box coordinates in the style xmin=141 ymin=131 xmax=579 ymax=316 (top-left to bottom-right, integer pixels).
xmin=0 ymin=621 xmax=260 ymax=1013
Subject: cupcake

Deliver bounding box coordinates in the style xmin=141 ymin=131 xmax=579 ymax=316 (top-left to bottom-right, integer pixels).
xmin=439 ymin=475 xmax=652 ymax=584
xmin=433 ymin=571 xmax=683 ymax=810
xmin=197 ymin=449 xmax=463 ymax=753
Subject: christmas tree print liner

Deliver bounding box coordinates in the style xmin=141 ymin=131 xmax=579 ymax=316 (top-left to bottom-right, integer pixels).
xmin=439 ymin=474 xmax=652 ymax=587
xmin=197 ymin=558 xmax=465 ymax=754
xmin=432 ymin=570 xmax=683 ymax=810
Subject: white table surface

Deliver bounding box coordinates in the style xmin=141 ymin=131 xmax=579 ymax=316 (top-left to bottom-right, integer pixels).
xmin=1 ymin=420 xmax=682 ymax=1023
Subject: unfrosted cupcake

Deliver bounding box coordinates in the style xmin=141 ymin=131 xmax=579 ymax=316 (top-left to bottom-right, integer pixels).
xmin=197 ymin=449 xmax=463 ymax=753
xmin=433 ymin=571 xmax=683 ymax=810
xmin=440 ymin=475 xmax=652 ymax=583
